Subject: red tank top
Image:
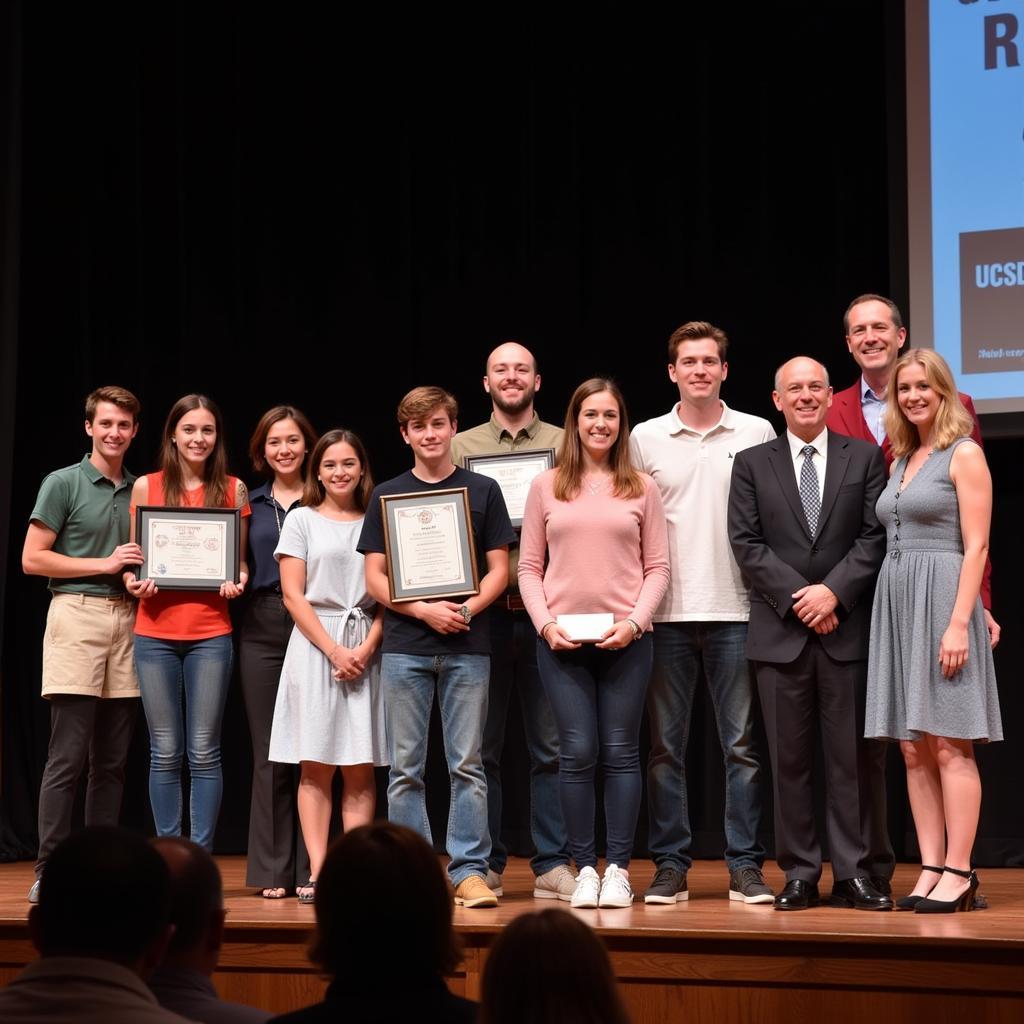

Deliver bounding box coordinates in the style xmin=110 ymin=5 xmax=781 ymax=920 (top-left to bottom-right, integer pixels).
xmin=133 ymin=472 xmax=251 ymax=640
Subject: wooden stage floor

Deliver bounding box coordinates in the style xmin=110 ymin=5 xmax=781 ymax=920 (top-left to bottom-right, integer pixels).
xmin=2 ymin=857 xmax=1023 ymax=1022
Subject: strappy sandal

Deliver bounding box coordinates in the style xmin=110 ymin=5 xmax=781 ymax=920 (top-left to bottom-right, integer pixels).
xmin=261 ymin=887 xmax=289 ymax=899
xmin=297 ymin=879 xmax=317 ymax=904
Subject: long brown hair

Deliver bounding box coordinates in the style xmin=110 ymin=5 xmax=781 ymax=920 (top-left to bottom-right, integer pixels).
xmin=158 ymin=394 xmax=231 ymax=508
xmin=554 ymin=378 xmax=644 ymax=502
xmin=302 ymin=429 xmax=374 ymax=511
xmin=885 ymin=348 xmax=974 ymax=459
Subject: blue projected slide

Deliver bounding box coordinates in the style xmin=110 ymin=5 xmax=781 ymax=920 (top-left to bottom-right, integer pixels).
xmin=908 ymin=0 xmax=1024 ymax=414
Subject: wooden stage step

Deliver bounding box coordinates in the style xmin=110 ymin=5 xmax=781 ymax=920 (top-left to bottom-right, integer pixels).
xmin=2 ymin=857 xmax=1022 ymax=1022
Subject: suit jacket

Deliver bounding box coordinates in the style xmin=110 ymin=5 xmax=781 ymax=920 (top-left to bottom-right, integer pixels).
xmin=728 ymin=431 xmax=887 ymax=664
xmin=826 ymin=379 xmax=991 ymax=608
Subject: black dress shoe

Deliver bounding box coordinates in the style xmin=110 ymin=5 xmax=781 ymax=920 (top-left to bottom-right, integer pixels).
xmin=830 ymin=877 xmax=893 ymax=911
xmin=774 ymin=879 xmax=820 ymax=911
xmin=870 ymin=875 xmax=892 ymax=897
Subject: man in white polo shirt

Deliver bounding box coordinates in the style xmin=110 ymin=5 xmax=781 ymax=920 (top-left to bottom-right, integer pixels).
xmin=630 ymin=321 xmax=775 ymax=905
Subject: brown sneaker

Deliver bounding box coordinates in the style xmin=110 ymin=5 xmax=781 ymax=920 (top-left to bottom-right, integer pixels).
xmin=454 ymin=874 xmax=498 ymax=908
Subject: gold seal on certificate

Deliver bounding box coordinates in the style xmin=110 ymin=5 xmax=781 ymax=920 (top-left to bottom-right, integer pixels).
xmin=380 ymin=488 xmax=480 ymax=603
xmin=135 ymin=506 xmax=242 ymax=591
xmin=464 ymin=449 xmax=555 ymax=528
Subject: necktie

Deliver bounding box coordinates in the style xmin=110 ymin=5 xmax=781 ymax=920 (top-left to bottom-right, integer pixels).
xmin=799 ymin=445 xmax=820 ymax=537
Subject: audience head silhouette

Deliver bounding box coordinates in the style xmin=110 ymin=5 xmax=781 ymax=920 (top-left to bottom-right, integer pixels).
xmin=310 ymin=822 xmax=460 ymax=986
xmin=31 ymin=826 xmax=172 ymax=972
xmin=480 ymin=908 xmax=630 ymax=1024
xmin=151 ymin=837 xmax=225 ymax=961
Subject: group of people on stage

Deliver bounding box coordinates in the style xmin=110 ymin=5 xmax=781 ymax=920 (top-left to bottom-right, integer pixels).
xmin=22 ymin=292 xmax=1001 ymax=915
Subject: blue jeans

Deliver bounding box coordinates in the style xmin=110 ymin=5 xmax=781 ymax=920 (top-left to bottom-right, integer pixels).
xmin=646 ymin=621 xmax=764 ymax=872
xmin=134 ymin=634 xmax=233 ymax=851
xmin=381 ymin=653 xmax=490 ymax=886
xmin=536 ymin=634 xmax=652 ymax=870
xmin=485 ymin=607 xmax=569 ymax=876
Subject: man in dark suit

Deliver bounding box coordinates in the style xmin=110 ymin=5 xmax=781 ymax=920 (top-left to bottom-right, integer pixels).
xmin=826 ymin=294 xmax=998 ymax=898
xmin=728 ymin=357 xmax=889 ymax=911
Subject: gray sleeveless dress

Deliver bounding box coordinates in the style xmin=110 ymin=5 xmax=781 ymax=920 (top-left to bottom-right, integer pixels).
xmin=865 ymin=438 xmax=1002 ymax=742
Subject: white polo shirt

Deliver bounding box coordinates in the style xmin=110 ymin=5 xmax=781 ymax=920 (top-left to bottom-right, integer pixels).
xmin=629 ymin=401 xmax=775 ymax=622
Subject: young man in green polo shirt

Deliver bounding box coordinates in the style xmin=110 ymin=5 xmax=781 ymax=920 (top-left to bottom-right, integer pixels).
xmin=21 ymin=386 xmax=144 ymax=903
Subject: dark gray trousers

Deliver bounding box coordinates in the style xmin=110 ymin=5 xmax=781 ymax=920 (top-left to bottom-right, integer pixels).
xmin=755 ymin=641 xmax=872 ymax=884
xmin=36 ymin=694 xmax=138 ymax=876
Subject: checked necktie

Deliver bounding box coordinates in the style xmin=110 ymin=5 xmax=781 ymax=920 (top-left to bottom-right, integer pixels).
xmin=799 ymin=444 xmax=820 ymax=537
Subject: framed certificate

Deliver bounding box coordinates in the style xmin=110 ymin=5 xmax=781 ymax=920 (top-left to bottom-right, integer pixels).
xmin=381 ymin=488 xmax=480 ymax=603
xmin=135 ymin=506 xmax=242 ymax=591
xmin=464 ymin=448 xmax=555 ymax=528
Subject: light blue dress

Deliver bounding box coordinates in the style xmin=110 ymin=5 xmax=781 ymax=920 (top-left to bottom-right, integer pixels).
xmin=268 ymin=508 xmax=388 ymax=765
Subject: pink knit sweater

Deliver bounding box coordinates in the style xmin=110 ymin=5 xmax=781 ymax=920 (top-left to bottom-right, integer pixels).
xmin=517 ymin=469 xmax=670 ymax=635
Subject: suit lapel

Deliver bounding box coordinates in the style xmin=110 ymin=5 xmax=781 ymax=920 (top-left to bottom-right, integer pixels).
xmin=767 ymin=438 xmax=813 ymax=541
xmin=817 ymin=432 xmax=852 ymax=536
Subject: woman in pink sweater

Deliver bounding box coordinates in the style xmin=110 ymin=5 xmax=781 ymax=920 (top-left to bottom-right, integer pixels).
xmin=519 ymin=378 xmax=669 ymax=910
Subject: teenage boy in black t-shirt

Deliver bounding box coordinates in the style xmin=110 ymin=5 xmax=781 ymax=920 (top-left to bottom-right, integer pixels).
xmin=358 ymin=386 xmax=515 ymax=908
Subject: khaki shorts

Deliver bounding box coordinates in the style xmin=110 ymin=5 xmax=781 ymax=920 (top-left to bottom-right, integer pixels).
xmin=42 ymin=593 xmax=140 ymax=699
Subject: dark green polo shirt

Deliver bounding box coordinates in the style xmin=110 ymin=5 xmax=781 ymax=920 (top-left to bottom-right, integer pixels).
xmin=29 ymin=456 xmax=136 ymax=596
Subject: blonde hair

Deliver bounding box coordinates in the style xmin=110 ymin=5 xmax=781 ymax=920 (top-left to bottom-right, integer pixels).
xmin=553 ymin=378 xmax=644 ymax=502
xmin=885 ymin=348 xmax=974 ymax=458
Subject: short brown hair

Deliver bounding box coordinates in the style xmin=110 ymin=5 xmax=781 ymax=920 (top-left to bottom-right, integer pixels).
xmin=303 ymin=429 xmax=375 ymax=511
xmin=310 ymin=823 xmax=460 ymax=983
xmin=843 ymin=293 xmax=904 ymax=334
xmin=668 ymin=321 xmax=728 ymax=362
xmin=480 ymin=909 xmax=629 ymax=1024
xmin=84 ymin=386 xmax=140 ymax=424
xmin=248 ymin=405 xmax=317 ymax=474
xmin=396 ymin=386 xmax=458 ymax=429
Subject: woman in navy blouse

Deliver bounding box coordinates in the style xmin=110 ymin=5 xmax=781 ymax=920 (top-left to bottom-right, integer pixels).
xmin=240 ymin=405 xmax=317 ymax=897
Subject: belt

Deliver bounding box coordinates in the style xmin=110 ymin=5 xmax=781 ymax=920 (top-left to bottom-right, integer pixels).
xmin=56 ymin=592 xmax=131 ymax=604
xmin=503 ymin=594 xmax=526 ymax=612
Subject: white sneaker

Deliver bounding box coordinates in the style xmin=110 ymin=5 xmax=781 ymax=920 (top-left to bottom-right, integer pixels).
xmin=599 ymin=864 xmax=633 ymax=908
xmin=570 ymin=866 xmax=601 ymax=908
xmin=485 ymin=869 xmax=504 ymax=897
xmin=533 ymin=864 xmax=576 ymax=901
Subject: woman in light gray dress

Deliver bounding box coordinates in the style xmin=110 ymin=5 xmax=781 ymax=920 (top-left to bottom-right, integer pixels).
xmin=866 ymin=349 xmax=1001 ymax=913
xmin=269 ymin=429 xmax=388 ymax=903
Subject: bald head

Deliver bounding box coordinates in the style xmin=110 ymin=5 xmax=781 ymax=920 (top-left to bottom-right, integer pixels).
xmin=152 ymin=837 xmax=223 ymax=955
xmin=772 ymin=357 xmax=833 ymax=441
xmin=484 ymin=341 xmax=541 ymax=417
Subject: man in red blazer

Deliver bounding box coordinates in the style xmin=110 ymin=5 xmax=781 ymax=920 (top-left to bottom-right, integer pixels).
xmin=826 ymin=293 xmax=999 ymax=898
xmin=827 ymin=294 xmax=994 ymax=623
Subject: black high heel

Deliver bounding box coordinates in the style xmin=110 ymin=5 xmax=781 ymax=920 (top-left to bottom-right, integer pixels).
xmin=914 ymin=865 xmax=979 ymax=914
xmin=895 ymin=864 xmax=944 ymax=911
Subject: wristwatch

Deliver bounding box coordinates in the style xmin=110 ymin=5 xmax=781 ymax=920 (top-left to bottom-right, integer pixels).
xmin=458 ymin=604 xmax=473 ymax=625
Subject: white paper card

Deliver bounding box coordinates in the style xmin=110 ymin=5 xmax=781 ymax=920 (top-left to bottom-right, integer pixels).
xmin=556 ymin=613 xmax=615 ymax=643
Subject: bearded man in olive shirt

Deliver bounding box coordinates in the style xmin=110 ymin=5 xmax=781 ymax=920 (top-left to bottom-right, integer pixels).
xmin=450 ymin=342 xmax=573 ymax=901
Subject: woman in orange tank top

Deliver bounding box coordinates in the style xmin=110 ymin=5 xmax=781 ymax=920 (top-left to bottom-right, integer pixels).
xmin=124 ymin=394 xmax=251 ymax=850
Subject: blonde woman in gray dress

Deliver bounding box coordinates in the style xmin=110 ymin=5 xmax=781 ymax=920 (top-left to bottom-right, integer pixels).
xmin=865 ymin=349 xmax=1001 ymax=914
xmin=269 ymin=429 xmax=388 ymax=904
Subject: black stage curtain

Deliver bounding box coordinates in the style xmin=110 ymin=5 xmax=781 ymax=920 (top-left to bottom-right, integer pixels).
xmin=2 ymin=2 xmax=1021 ymax=866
